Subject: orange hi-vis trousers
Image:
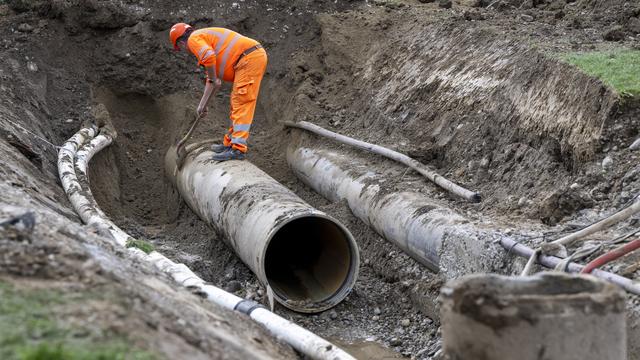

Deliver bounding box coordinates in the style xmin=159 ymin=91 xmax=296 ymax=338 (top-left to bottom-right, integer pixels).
xmin=222 ymin=48 xmax=268 ymax=153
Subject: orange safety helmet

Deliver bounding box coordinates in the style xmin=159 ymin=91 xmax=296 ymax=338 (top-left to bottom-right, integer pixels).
xmin=169 ymin=23 xmax=192 ymax=51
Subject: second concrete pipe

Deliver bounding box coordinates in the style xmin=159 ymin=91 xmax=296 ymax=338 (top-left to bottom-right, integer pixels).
xmin=286 ymin=142 xmax=505 ymax=276
xmin=165 ymin=142 xmax=360 ymax=313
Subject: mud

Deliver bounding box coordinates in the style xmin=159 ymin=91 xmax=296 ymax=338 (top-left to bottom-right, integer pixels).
xmin=440 ymin=273 xmax=627 ymax=360
xmin=2 ymin=0 xmax=640 ymax=358
xmin=0 ymin=200 xmax=296 ymax=359
xmin=444 ymin=273 xmax=626 ymax=330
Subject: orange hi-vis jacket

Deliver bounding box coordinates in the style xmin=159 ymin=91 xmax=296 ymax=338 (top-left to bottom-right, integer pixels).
xmin=187 ymin=27 xmax=259 ymax=83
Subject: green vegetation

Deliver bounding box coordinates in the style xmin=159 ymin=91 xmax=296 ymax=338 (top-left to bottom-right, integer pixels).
xmin=561 ymin=50 xmax=640 ymax=98
xmin=0 ymin=282 xmax=65 ymax=359
xmin=18 ymin=342 xmax=154 ymax=360
xmin=0 ymin=281 xmax=155 ymax=360
xmin=125 ymin=239 xmax=155 ymax=254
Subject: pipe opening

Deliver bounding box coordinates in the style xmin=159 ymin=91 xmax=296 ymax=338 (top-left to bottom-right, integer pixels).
xmin=265 ymin=216 xmax=357 ymax=310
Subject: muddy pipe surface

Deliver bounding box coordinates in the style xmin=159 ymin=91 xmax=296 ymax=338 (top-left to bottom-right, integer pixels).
xmin=286 ymin=144 xmax=505 ymax=275
xmin=62 ymin=128 xmax=356 ymax=359
xmin=165 ymin=143 xmax=360 ymax=313
xmin=440 ymin=273 xmax=627 ymax=360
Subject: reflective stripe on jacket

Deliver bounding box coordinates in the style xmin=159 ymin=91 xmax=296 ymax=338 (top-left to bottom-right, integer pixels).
xmin=187 ymin=27 xmax=259 ymax=83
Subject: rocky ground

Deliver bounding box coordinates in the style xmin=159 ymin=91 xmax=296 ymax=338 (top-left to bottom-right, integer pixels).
xmin=1 ymin=0 xmax=640 ymax=359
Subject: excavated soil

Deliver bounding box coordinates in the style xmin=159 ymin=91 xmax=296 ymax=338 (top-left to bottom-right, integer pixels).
xmin=2 ymin=0 xmax=640 ymax=359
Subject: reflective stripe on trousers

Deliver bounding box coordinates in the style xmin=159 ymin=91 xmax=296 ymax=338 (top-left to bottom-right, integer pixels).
xmin=223 ymin=48 xmax=268 ymax=153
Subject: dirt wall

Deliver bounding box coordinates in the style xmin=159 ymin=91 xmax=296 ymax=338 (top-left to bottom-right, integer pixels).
xmin=354 ymin=25 xmax=618 ymax=163
xmin=0 ymin=2 xmax=310 ymax=357
xmin=2 ymin=0 xmax=640 ymax=358
xmin=265 ymin=4 xmax=630 ymax=223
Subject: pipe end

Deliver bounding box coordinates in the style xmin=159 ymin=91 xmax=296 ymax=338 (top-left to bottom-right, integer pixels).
xmin=264 ymin=214 xmax=360 ymax=313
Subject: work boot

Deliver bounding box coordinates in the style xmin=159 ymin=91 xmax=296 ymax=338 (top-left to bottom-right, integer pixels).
xmin=212 ymin=148 xmax=246 ymax=161
xmin=211 ymin=144 xmax=230 ymax=153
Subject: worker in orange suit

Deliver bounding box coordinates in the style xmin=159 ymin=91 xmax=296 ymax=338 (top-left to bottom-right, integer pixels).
xmin=169 ymin=23 xmax=268 ymax=161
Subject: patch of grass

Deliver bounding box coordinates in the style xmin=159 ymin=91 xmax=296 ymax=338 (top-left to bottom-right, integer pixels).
xmin=561 ymin=50 xmax=640 ymax=98
xmin=0 ymin=282 xmax=65 ymax=358
xmin=0 ymin=281 xmax=156 ymax=360
xmin=125 ymin=239 xmax=155 ymax=254
xmin=18 ymin=342 xmax=154 ymax=360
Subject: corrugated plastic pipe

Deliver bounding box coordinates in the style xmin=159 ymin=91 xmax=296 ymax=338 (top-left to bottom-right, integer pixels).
xmin=57 ymin=125 xmax=132 ymax=246
xmin=74 ymin=128 xmax=131 ymax=245
xmin=59 ymin=127 xmax=357 ymax=360
xmin=165 ymin=142 xmax=360 ymax=313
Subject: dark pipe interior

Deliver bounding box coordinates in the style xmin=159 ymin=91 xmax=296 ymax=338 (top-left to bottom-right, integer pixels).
xmin=265 ymin=217 xmax=353 ymax=303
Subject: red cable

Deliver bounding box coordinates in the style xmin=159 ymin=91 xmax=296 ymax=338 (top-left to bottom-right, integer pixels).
xmin=581 ymin=239 xmax=640 ymax=274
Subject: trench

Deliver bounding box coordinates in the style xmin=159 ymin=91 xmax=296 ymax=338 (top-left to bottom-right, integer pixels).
xmin=85 ymin=84 xmax=441 ymax=357
xmin=77 ymin=27 xmax=635 ymax=360
xmin=30 ymin=2 xmax=638 ymax=358
xmin=3 ymin=0 xmax=640 ymax=358
xmin=90 ymin=88 xmax=251 ymax=282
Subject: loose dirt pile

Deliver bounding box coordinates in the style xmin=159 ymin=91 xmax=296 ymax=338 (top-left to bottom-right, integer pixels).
xmin=1 ymin=0 xmax=640 ymax=358
xmin=0 ymin=173 xmax=294 ymax=359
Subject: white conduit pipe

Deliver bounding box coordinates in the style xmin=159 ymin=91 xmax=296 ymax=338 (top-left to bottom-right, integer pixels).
xmin=59 ymin=127 xmax=355 ymax=360
xmin=283 ymin=121 xmax=481 ymax=202
xmin=57 ymin=125 xmax=132 ymax=246
xmin=165 ymin=143 xmax=360 ymax=313
xmin=74 ymin=130 xmax=130 ymax=245
xmin=286 ymin=145 xmax=501 ymax=273
xmin=129 ymin=250 xmax=356 ymax=360
xmin=500 ymin=237 xmax=640 ymax=295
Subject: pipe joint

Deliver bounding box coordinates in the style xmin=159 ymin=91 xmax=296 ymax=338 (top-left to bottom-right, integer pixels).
xmin=234 ymin=299 xmax=266 ymax=315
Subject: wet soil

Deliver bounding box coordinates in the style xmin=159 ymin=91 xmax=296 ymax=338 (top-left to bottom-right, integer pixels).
xmin=2 ymin=0 xmax=640 ymax=359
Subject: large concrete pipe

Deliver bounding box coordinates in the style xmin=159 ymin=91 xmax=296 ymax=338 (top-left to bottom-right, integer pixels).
xmin=286 ymin=143 xmax=504 ymax=276
xmin=61 ymin=128 xmax=356 ymax=359
xmin=165 ymin=143 xmax=360 ymax=313
xmin=440 ymin=273 xmax=627 ymax=360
